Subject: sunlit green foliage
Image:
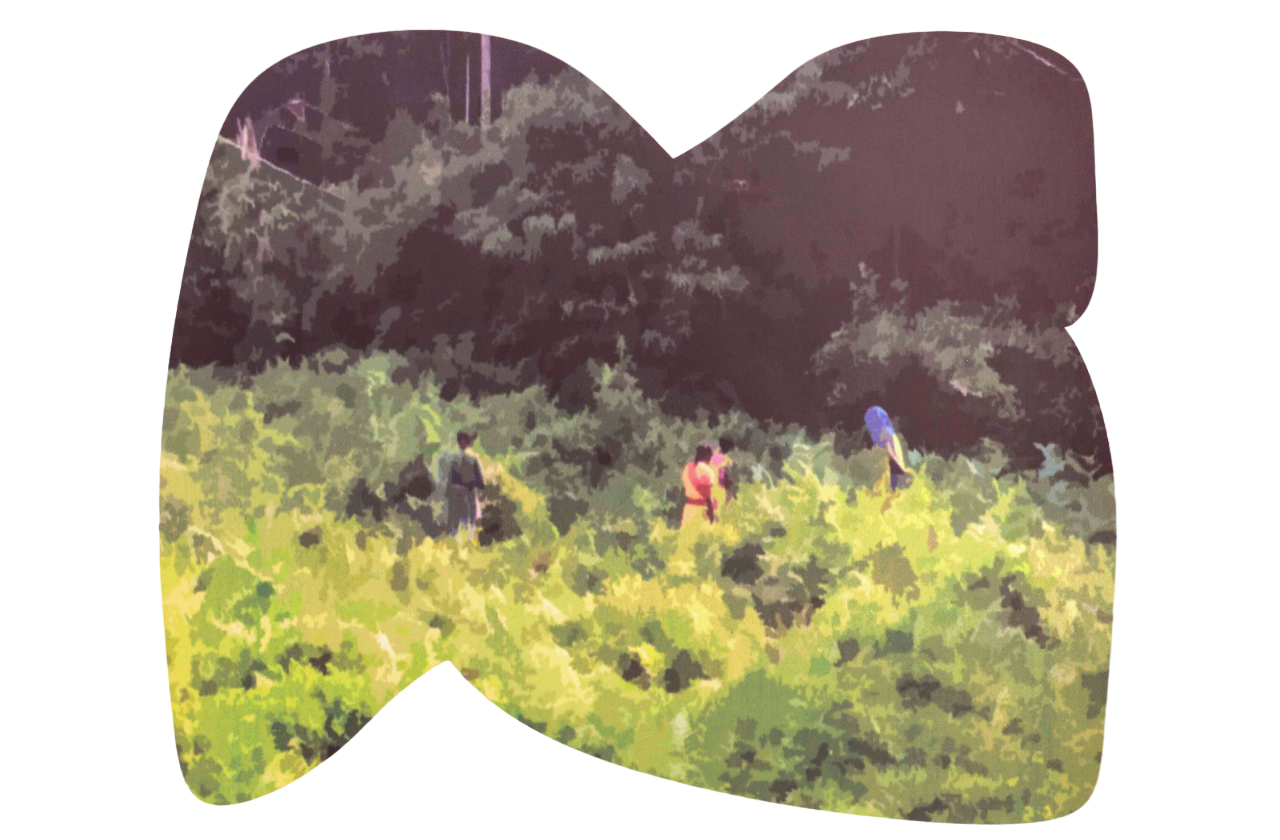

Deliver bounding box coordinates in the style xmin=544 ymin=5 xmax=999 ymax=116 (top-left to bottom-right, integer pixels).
xmin=161 ymin=350 xmax=1113 ymax=820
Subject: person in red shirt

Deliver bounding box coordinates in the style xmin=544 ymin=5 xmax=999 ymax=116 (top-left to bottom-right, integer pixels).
xmin=681 ymin=442 xmax=717 ymax=528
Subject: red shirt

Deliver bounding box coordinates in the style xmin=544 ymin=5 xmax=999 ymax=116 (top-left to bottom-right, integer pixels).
xmin=682 ymin=461 xmax=714 ymax=504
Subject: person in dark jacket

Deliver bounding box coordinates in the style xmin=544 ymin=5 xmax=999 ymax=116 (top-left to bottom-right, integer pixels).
xmin=438 ymin=431 xmax=485 ymax=540
xmin=711 ymin=436 xmax=738 ymax=509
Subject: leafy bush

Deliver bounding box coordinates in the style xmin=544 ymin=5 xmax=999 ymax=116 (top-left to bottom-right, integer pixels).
xmin=161 ymin=351 xmax=1113 ymax=820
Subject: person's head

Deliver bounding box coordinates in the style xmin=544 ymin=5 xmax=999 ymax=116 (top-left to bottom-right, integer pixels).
xmin=457 ymin=431 xmax=477 ymax=450
xmin=695 ymin=442 xmax=714 ymax=463
xmin=718 ymin=436 xmax=736 ymax=455
xmin=864 ymin=406 xmax=893 ymax=448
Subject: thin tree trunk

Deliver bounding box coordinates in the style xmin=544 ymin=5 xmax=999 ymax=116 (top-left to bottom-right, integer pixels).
xmin=438 ymin=35 xmax=451 ymax=113
xmin=319 ymin=43 xmax=337 ymax=114
xmin=465 ymin=51 xmax=471 ymax=124
xmin=893 ymin=223 xmax=901 ymax=280
xmin=480 ymin=35 xmax=491 ymax=129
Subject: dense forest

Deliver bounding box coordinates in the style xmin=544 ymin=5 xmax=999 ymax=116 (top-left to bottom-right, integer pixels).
xmin=174 ymin=31 xmax=1105 ymax=473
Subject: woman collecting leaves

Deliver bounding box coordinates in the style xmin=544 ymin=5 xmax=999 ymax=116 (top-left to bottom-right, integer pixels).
xmin=864 ymin=406 xmax=912 ymax=492
xmin=681 ymin=442 xmax=717 ymax=528
xmin=438 ymin=431 xmax=485 ymax=539
xmin=710 ymin=436 xmax=737 ymax=511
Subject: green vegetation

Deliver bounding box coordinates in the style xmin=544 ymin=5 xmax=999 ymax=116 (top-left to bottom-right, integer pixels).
xmin=161 ymin=349 xmax=1113 ymax=820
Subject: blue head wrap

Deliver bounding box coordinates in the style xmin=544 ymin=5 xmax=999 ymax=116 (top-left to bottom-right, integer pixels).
xmin=864 ymin=406 xmax=894 ymax=448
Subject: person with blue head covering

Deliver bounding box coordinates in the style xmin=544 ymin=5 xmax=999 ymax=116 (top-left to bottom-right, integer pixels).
xmin=864 ymin=406 xmax=911 ymax=491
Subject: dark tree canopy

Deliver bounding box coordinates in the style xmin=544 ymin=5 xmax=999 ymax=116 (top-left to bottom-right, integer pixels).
xmin=176 ymin=31 xmax=1105 ymax=472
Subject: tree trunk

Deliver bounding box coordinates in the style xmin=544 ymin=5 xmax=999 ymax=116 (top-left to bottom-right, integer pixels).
xmin=480 ymin=35 xmax=491 ymax=130
xmin=319 ymin=43 xmax=337 ymax=114
xmin=893 ymin=223 xmax=901 ymax=280
xmin=438 ymin=35 xmax=451 ymax=115
xmin=465 ymin=51 xmax=471 ymax=125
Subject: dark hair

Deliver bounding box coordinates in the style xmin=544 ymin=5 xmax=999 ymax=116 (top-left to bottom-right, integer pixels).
xmin=457 ymin=431 xmax=476 ymax=448
xmin=695 ymin=444 xmax=714 ymax=463
xmin=718 ymin=436 xmax=736 ymax=454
